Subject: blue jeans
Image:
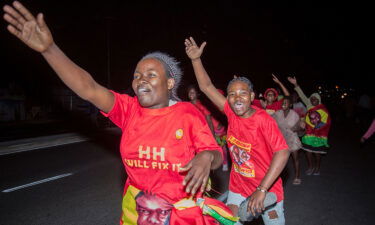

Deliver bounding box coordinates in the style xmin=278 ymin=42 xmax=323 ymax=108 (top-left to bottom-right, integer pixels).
xmin=227 ymin=191 xmax=285 ymax=225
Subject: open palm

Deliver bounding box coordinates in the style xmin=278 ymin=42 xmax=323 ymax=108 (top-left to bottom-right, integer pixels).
xmin=184 ymin=37 xmax=206 ymax=60
xmin=3 ymin=1 xmax=53 ymax=52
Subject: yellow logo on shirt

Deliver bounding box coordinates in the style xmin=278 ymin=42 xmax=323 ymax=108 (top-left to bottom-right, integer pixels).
xmin=176 ymin=129 xmax=183 ymax=140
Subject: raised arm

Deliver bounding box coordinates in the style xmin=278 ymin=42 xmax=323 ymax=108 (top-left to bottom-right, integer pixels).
xmin=287 ymin=76 xmax=311 ymax=108
xmin=3 ymin=1 xmax=114 ymax=113
xmin=272 ymin=74 xmax=290 ymax=96
xmin=185 ymin=37 xmax=226 ymax=111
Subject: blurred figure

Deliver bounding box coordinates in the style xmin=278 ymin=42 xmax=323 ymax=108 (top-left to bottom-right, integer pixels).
xmin=360 ymin=118 xmax=375 ymax=144
xmin=187 ymin=85 xmax=229 ymax=171
xmin=288 ymin=76 xmax=331 ymax=176
xmin=252 ymin=74 xmax=290 ymax=115
xmin=357 ymin=91 xmax=373 ymax=132
xmin=273 ymin=97 xmax=303 ymax=185
xmin=291 ymin=92 xmax=307 ymax=119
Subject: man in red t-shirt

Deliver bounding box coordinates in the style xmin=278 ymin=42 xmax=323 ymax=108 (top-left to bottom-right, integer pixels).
xmin=252 ymin=74 xmax=290 ymax=115
xmin=186 ymin=37 xmax=290 ymax=225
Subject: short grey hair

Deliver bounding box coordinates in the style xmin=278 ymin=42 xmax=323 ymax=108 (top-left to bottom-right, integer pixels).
xmin=141 ymin=52 xmax=183 ymax=101
xmin=227 ymin=76 xmax=254 ymax=92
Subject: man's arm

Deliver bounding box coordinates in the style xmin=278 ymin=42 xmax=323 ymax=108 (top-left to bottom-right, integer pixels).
xmin=185 ymin=37 xmax=227 ymax=111
xmin=247 ymin=149 xmax=290 ymax=215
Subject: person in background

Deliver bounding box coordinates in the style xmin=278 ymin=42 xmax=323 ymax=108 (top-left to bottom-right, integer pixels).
xmin=360 ymin=118 xmax=375 ymax=144
xmin=273 ymin=97 xmax=303 ymax=185
xmin=288 ymin=76 xmax=331 ymax=176
xmin=252 ymin=74 xmax=290 ymax=115
xmin=291 ymin=92 xmax=307 ymax=119
xmin=187 ymin=85 xmax=229 ymax=171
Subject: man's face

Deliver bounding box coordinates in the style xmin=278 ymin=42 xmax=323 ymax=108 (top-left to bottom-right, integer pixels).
xmin=227 ymin=81 xmax=254 ymax=118
xmin=136 ymin=194 xmax=173 ymax=225
xmin=309 ymin=111 xmax=321 ymax=126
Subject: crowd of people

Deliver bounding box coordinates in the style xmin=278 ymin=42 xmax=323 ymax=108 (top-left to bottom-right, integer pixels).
xmin=4 ymin=1 xmax=373 ymax=225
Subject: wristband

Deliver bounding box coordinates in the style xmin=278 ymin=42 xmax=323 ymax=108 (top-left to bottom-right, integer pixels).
xmin=256 ymin=186 xmax=268 ymax=193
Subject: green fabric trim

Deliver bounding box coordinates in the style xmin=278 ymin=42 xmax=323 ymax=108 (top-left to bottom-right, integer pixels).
xmin=302 ymin=135 xmax=329 ymax=147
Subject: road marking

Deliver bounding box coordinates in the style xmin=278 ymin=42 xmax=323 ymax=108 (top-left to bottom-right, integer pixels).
xmin=2 ymin=173 xmax=73 ymax=193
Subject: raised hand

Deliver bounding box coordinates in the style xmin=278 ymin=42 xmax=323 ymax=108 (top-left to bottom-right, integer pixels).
xmin=3 ymin=1 xmax=53 ymax=52
xmin=272 ymin=73 xmax=281 ymax=84
xmin=287 ymin=76 xmax=298 ymax=86
xmin=185 ymin=37 xmax=206 ymax=60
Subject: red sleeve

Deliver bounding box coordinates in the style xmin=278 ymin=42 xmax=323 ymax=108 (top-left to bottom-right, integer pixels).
xmin=100 ymin=91 xmax=135 ymax=129
xmin=252 ymin=99 xmax=263 ymax=108
xmin=194 ymin=101 xmax=211 ymax=116
xmin=260 ymin=113 xmax=288 ymax=152
xmin=223 ymin=101 xmax=233 ymax=118
xmin=274 ymin=99 xmax=283 ymax=110
xmin=188 ymin=107 xmax=222 ymax=157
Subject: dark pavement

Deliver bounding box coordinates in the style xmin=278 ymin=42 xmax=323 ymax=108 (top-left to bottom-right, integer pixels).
xmin=0 ymin=119 xmax=374 ymax=225
xmin=0 ymin=130 xmax=124 ymax=225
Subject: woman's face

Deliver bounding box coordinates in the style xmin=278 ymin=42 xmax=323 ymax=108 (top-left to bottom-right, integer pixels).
xmin=227 ymin=81 xmax=254 ymax=118
xmin=188 ymin=88 xmax=198 ymax=101
xmin=310 ymin=96 xmax=319 ymax=106
xmin=132 ymin=58 xmax=174 ymax=109
xmin=282 ymin=98 xmax=291 ymax=111
xmin=265 ymin=91 xmax=276 ymax=104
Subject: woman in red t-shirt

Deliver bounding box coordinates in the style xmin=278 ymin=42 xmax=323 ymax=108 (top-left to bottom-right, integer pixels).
xmin=3 ymin=3 xmax=229 ymax=224
xmin=185 ymin=37 xmax=290 ymax=225
xmin=187 ymin=85 xmax=230 ymax=171
xmin=252 ymin=75 xmax=290 ymax=115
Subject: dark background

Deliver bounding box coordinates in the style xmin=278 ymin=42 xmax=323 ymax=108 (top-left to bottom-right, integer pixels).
xmin=0 ymin=0 xmax=371 ymax=105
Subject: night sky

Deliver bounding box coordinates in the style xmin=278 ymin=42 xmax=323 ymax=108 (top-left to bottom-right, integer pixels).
xmin=0 ymin=0 xmax=371 ymax=102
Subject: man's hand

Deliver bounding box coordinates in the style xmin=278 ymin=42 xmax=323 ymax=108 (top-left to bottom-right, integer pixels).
xmin=247 ymin=190 xmax=266 ymax=216
xmin=185 ymin=37 xmax=207 ymax=61
xmin=3 ymin=1 xmax=54 ymax=52
xmin=180 ymin=151 xmax=214 ymax=195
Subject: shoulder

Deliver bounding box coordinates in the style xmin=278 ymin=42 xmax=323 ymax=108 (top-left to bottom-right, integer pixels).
xmin=254 ymin=107 xmax=272 ymax=120
xmin=175 ymin=102 xmax=204 ymax=116
xmin=113 ymin=91 xmax=137 ymax=104
xmin=255 ymin=109 xmax=279 ymax=128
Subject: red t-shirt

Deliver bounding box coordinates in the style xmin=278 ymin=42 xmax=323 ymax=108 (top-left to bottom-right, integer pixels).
xmin=224 ymin=102 xmax=288 ymax=202
xmin=102 ymin=92 xmax=222 ymax=223
xmin=252 ymin=99 xmax=283 ymax=115
xmin=193 ymin=100 xmax=220 ymax=130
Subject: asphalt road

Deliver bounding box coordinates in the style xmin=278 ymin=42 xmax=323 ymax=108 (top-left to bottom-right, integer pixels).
xmin=0 ymin=132 xmax=124 ymax=225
